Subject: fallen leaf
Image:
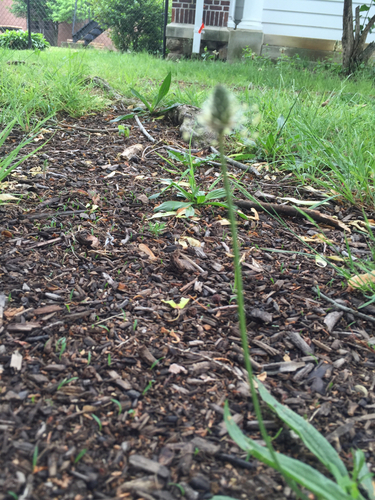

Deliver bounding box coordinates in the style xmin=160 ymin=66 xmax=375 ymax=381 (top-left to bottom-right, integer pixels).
xmin=348 ymin=271 xmax=375 ymax=289
xmin=279 ymin=196 xmax=329 ymax=206
xmin=162 ymin=297 xmax=190 ymax=309
xmin=168 ymin=363 xmax=187 ymax=374
xmin=4 ymin=306 xmax=24 ymax=319
xmin=257 ymin=372 xmax=267 ymax=382
xmin=121 ymin=144 xmax=143 ymax=160
xmin=0 ymin=194 xmax=19 ymax=201
xmin=139 ymin=243 xmax=157 ymax=261
xmin=218 ymin=218 xmax=231 ymax=225
xmin=315 ymin=255 xmax=327 ymax=267
xmin=178 ymin=236 xmax=202 ymax=248
xmin=1 ymin=230 xmax=13 ymax=237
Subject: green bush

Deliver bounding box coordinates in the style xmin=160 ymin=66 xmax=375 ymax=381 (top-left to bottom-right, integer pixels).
xmin=0 ymin=30 xmax=50 ymax=50
xmin=91 ymin=0 xmax=164 ymax=53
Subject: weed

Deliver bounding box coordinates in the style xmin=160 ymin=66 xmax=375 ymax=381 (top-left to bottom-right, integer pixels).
xmin=150 ymin=357 xmax=164 ymax=370
xmin=148 ymin=221 xmax=166 ymax=236
xmin=74 ymin=449 xmax=87 ymax=464
xmin=91 ymin=413 xmax=102 ymax=431
xmin=130 ymin=72 xmax=174 ymax=115
xmin=169 ymin=483 xmax=185 ymax=495
xmin=111 ymin=398 xmax=122 ymax=415
xmin=142 ymin=379 xmax=155 ymax=395
xmin=57 ymin=377 xmax=78 ymax=391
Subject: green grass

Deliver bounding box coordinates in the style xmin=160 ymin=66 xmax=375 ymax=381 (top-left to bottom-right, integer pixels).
xmin=1 ymin=46 xmax=375 ymax=206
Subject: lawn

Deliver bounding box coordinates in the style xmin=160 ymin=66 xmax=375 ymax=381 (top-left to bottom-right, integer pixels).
xmin=1 ymin=47 xmax=375 ymax=207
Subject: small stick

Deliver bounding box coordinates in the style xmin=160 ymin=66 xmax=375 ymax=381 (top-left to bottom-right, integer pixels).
xmin=135 ymin=115 xmax=155 ymax=143
xmin=210 ymin=146 xmax=261 ymax=176
xmin=313 ymin=287 xmax=375 ymax=324
xmin=208 ymin=304 xmax=238 ymax=314
xmin=56 ymin=124 xmax=119 ymax=133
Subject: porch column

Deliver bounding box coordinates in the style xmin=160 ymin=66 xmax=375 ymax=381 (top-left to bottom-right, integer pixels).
xmin=227 ymin=0 xmax=236 ymax=28
xmin=237 ymin=0 xmax=263 ymax=30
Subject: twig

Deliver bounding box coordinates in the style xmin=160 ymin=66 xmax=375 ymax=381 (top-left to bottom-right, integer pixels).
xmin=56 ymin=123 xmax=119 ymax=134
xmin=19 ymin=210 xmax=87 ymax=220
xmin=312 ymin=287 xmax=375 ymax=324
xmin=210 ymin=146 xmax=260 ymax=176
xmin=236 ymin=199 xmax=349 ymax=231
xmin=27 ymin=237 xmax=62 ymax=250
xmin=134 ymin=115 xmax=155 ymax=143
xmin=208 ymin=304 xmax=238 ymax=314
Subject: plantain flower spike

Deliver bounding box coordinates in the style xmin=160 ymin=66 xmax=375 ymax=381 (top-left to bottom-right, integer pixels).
xmin=199 ymin=84 xmax=243 ymax=136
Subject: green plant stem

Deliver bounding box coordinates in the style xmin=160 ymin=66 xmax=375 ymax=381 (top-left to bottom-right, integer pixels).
xmin=218 ymin=134 xmax=308 ymax=500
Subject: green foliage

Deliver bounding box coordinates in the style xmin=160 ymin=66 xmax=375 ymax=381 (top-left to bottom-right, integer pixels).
xmin=91 ymin=0 xmax=164 ymax=53
xmin=148 ymin=221 xmax=166 ymax=236
xmin=130 ymin=71 xmax=173 ymax=114
xmin=47 ymin=0 xmax=91 ymax=23
xmin=0 ymin=117 xmax=50 ymax=184
xmin=0 ymin=30 xmax=50 ymax=50
xmin=151 ymin=152 xmax=227 ymax=217
xmin=218 ymin=388 xmax=374 ymax=500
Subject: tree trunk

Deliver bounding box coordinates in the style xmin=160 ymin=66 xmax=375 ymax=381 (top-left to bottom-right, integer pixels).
xmin=342 ymin=0 xmax=354 ymax=71
xmin=342 ymin=0 xmax=375 ymax=72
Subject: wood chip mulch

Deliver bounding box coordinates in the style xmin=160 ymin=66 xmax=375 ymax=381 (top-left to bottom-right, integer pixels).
xmin=0 ymin=112 xmax=374 ymax=500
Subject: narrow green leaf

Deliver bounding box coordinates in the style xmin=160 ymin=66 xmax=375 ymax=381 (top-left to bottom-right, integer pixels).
xmin=211 ymin=497 xmax=237 ymax=500
xmin=154 ymin=201 xmax=192 ymax=212
xmin=151 ymin=103 xmax=181 ymax=117
xmin=257 ymin=381 xmax=348 ymax=480
xmin=109 ymin=113 xmax=135 ymax=122
xmin=130 ymin=88 xmax=152 ymax=112
xmin=224 ymin=403 xmax=352 ymax=500
xmin=152 ymin=72 xmax=171 ymax=112
xmin=355 ymin=449 xmax=375 ymax=500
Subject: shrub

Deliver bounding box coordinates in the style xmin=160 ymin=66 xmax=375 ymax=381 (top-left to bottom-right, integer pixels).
xmin=0 ymin=30 xmax=50 ymax=50
xmin=91 ymin=0 xmax=164 ymax=53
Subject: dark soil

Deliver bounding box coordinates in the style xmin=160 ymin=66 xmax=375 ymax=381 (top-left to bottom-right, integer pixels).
xmin=0 ymin=112 xmax=374 ymax=500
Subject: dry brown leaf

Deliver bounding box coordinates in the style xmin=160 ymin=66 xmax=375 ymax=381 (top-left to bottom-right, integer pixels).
xmin=121 ymin=144 xmax=143 ymax=160
xmin=1 ymin=230 xmax=13 ymax=238
xmin=348 ymin=271 xmax=375 ymax=289
xmin=139 ymin=243 xmax=157 ymax=261
xmin=168 ymin=363 xmax=187 ymax=374
xmin=4 ymin=307 xmax=24 ymax=319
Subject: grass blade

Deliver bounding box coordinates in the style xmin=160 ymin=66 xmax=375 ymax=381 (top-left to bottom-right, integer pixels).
xmin=130 ymin=88 xmax=152 ymax=112
xmin=152 ymin=71 xmax=171 ymax=112
xmin=224 ymin=402 xmax=352 ymax=500
xmin=154 ymin=201 xmax=192 ymax=212
xmin=257 ymin=381 xmax=348 ymax=480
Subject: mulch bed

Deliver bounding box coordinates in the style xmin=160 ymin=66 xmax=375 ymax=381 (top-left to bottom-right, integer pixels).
xmin=0 ymin=111 xmax=374 ymax=500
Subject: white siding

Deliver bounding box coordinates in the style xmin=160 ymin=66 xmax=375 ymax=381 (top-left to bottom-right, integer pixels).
xmin=262 ymin=0 xmax=375 ymax=42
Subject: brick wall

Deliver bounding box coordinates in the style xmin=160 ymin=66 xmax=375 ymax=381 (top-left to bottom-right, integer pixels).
xmin=0 ymin=0 xmax=27 ymax=30
xmin=172 ymin=0 xmax=229 ymax=27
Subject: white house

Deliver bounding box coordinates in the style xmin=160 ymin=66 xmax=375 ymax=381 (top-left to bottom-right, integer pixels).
xmin=166 ymin=0 xmax=375 ymax=61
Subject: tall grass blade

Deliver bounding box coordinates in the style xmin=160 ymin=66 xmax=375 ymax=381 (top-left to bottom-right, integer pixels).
xmin=130 ymin=88 xmax=152 ymax=112
xmin=257 ymin=381 xmax=348 ymax=480
xmin=152 ymin=71 xmax=171 ymax=111
xmin=224 ymin=402 xmax=353 ymax=500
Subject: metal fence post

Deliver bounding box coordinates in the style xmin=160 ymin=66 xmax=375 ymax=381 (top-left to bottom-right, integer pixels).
xmin=27 ymin=0 xmax=32 ymax=49
xmin=162 ymin=0 xmax=169 ymax=58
